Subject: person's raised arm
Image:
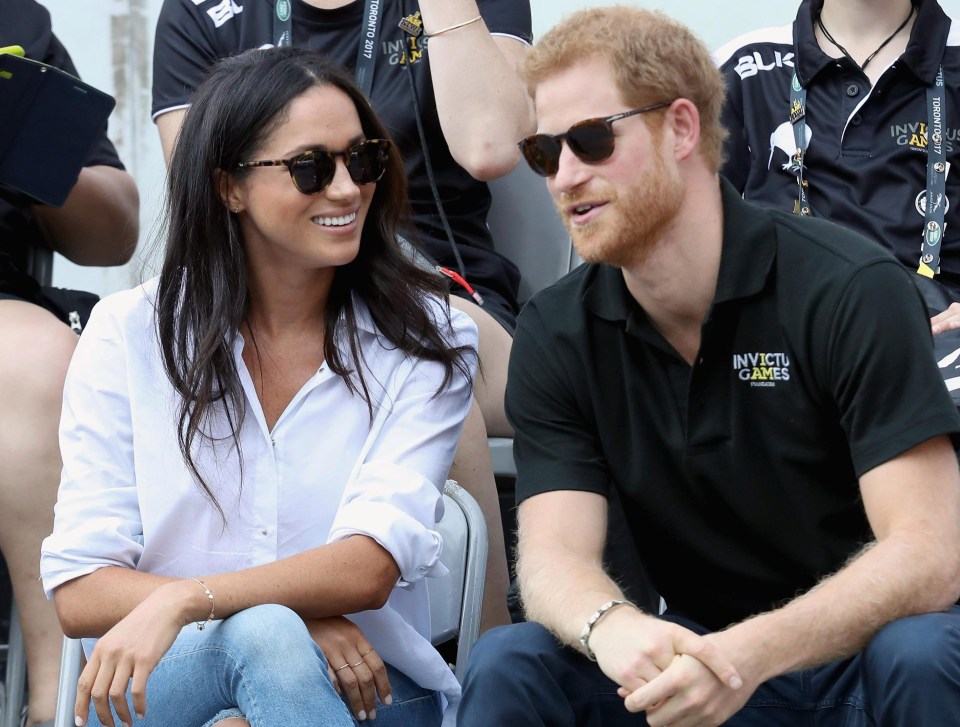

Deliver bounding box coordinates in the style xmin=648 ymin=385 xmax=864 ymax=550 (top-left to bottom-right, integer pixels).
xmin=32 ymin=164 xmax=138 ymax=266
xmin=155 ymin=109 xmax=184 ymax=166
xmin=418 ymin=0 xmax=535 ymax=180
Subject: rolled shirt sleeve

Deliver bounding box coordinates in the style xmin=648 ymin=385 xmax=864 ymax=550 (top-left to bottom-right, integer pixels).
xmin=328 ymin=303 xmax=478 ymax=585
xmin=40 ymin=291 xmax=145 ymax=598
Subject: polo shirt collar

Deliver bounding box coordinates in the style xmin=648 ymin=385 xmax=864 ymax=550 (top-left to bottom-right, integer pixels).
xmin=713 ymin=178 xmax=777 ymax=304
xmin=582 ymin=179 xmax=777 ymax=323
xmin=901 ymin=0 xmax=950 ymax=85
xmin=795 ymin=0 xmax=948 ymax=87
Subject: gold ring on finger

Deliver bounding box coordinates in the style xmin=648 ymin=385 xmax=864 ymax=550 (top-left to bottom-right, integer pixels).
xmin=334 ymin=663 xmax=352 ymax=672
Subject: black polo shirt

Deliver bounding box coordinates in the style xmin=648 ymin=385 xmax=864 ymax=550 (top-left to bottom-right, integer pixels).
xmin=716 ymin=0 xmax=960 ymax=290
xmin=507 ymin=180 xmax=960 ymax=631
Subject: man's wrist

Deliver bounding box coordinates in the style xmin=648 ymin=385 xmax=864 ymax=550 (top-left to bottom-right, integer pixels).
xmin=579 ymin=599 xmax=637 ymax=660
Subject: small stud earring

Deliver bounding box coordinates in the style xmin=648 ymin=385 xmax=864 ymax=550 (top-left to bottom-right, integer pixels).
xmin=232 ymin=207 xmax=240 ymax=214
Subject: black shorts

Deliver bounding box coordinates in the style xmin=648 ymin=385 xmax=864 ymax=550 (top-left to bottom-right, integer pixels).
xmin=0 ymin=284 xmax=98 ymax=332
xmin=449 ymin=282 xmax=517 ymax=334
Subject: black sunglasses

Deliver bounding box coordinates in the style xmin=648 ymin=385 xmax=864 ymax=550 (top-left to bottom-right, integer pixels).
xmin=518 ymin=102 xmax=672 ymax=177
xmin=237 ymin=139 xmax=391 ymax=195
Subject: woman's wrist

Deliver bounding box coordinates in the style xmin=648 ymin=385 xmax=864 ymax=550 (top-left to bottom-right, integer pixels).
xmin=158 ymin=578 xmax=215 ymax=628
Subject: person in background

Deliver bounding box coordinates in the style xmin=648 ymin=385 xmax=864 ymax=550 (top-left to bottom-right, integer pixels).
xmin=42 ymin=46 xmax=476 ymax=727
xmin=717 ymin=0 xmax=960 ymax=331
xmin=0 ymin=2 xmax=138 ymax=725
xmin=459 ymin=7 xmax=960 ymax=726
xmin=151 ymin=0 xmax=535 ymax=629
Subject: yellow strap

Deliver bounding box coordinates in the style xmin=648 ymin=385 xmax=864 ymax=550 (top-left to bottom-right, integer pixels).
xmin=0 ymin=45 xmax=25 ymax=56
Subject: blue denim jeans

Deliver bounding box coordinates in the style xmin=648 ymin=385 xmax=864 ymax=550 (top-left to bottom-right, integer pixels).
xmin=459 ymin=607 xmax=960 ymax=726
xmin=85 ymin=604 xmax=442 ymax=727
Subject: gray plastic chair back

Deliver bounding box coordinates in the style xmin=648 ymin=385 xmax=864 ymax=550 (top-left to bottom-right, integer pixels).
xmin=487 ymin=161 xmax=579 ymax=305
xmin=1 ymin=602 xmax=26 ymax=727
xmin=53 ymin=635 xmax=81 ymax=727
xmin=429 ymin=481 xmax=488 ymax=681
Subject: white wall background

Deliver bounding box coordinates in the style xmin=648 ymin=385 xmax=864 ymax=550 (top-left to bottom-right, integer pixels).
xmin=36 ymin=0 xmax=960 ymax=295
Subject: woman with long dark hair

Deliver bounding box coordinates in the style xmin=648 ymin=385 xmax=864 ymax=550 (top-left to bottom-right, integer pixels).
xmin=41 ymin=46 xmax=475 ymax=727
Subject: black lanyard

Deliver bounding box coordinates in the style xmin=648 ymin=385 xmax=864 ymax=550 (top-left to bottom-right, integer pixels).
xmin=918 ymin=66 xmax=948 ymax=278
xmin=271 ymin=0 xmax=382 ymax=98
xmin=789 ymin=66 xmax=948 ymax=276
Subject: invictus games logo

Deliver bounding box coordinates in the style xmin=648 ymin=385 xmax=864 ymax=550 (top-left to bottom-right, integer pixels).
xmin=891 ymin=121 xmax=959 ymax=154
xmin=733 ymin=352 xmax=791 ymax=387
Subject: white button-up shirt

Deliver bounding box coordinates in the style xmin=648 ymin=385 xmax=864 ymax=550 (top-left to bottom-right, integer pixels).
xmin=41 ymin=277 xmax=477 ymax=705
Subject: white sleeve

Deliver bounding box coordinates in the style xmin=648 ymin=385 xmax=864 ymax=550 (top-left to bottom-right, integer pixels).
xmin=328 ymin=303 xmax=478 ymax=585
xmin=40 ymin=296 xmax=143 ymax=598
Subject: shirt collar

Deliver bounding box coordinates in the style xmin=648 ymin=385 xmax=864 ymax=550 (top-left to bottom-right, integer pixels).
xmin=230 ymin=293 xmax=381 ymax=353
xmin=583 ymin=178 xmax=777 ymax=323
xmin=795 ymin=0 xmax=948 ymax=87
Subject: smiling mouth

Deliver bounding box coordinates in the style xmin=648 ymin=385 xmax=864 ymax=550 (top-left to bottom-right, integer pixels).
xmin=313 ymin=211 xmax=358 ymax=227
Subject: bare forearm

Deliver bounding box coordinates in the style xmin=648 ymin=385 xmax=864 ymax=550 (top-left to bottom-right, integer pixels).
xmin=720 ymin=535 xmax=960 ymax=684
xmin=419 ymin=0 xmax=534 ymax=179
xmin=34 ymin=165 xmax=139 ymax=265
xmin=517 ymin=535 xmax=627 ymax=652
xmin=55 ymin=536 xmax=400 ymax=638
xmin=55 ymin=567 xmax=176 ymax=637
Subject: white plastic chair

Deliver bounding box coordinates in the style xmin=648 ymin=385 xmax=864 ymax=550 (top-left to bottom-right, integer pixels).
xmin=53 ymin=480 xmax=488 ymax=726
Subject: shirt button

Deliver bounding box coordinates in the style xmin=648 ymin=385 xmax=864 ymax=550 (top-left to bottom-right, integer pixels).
xmin=851 ymin=114 xmax=862 ymax=126
xmin=846 ymin=83 xmax=860 ymax=97
xmin=261 ymin=529 xmax=268 ymax=536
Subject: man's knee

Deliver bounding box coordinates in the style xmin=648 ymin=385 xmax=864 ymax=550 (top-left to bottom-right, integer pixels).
xmin=462 ymin=622 xmax=575 ymax=706
xmin=863 ymin=610 xmax=960 ymax=684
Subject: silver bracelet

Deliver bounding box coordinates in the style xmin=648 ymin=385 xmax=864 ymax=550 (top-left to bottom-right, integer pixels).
xmin=579 ymin=599 xmax=634 ymax=661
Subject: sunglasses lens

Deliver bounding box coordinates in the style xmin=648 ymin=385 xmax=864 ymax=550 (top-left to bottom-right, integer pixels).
xmin=347 ymin=140 xmax=389 ymax=185
xmin=566 ymin=119 xmax=616 ymax=163
xmin=290 ymin=153 xmax=336 ymax=195
xmin=520 ymin=135 xmax=562 ymax=177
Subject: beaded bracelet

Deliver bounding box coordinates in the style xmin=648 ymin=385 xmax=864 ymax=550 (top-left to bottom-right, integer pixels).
xmin=190 ymin=577 xmax=215 ymax=631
